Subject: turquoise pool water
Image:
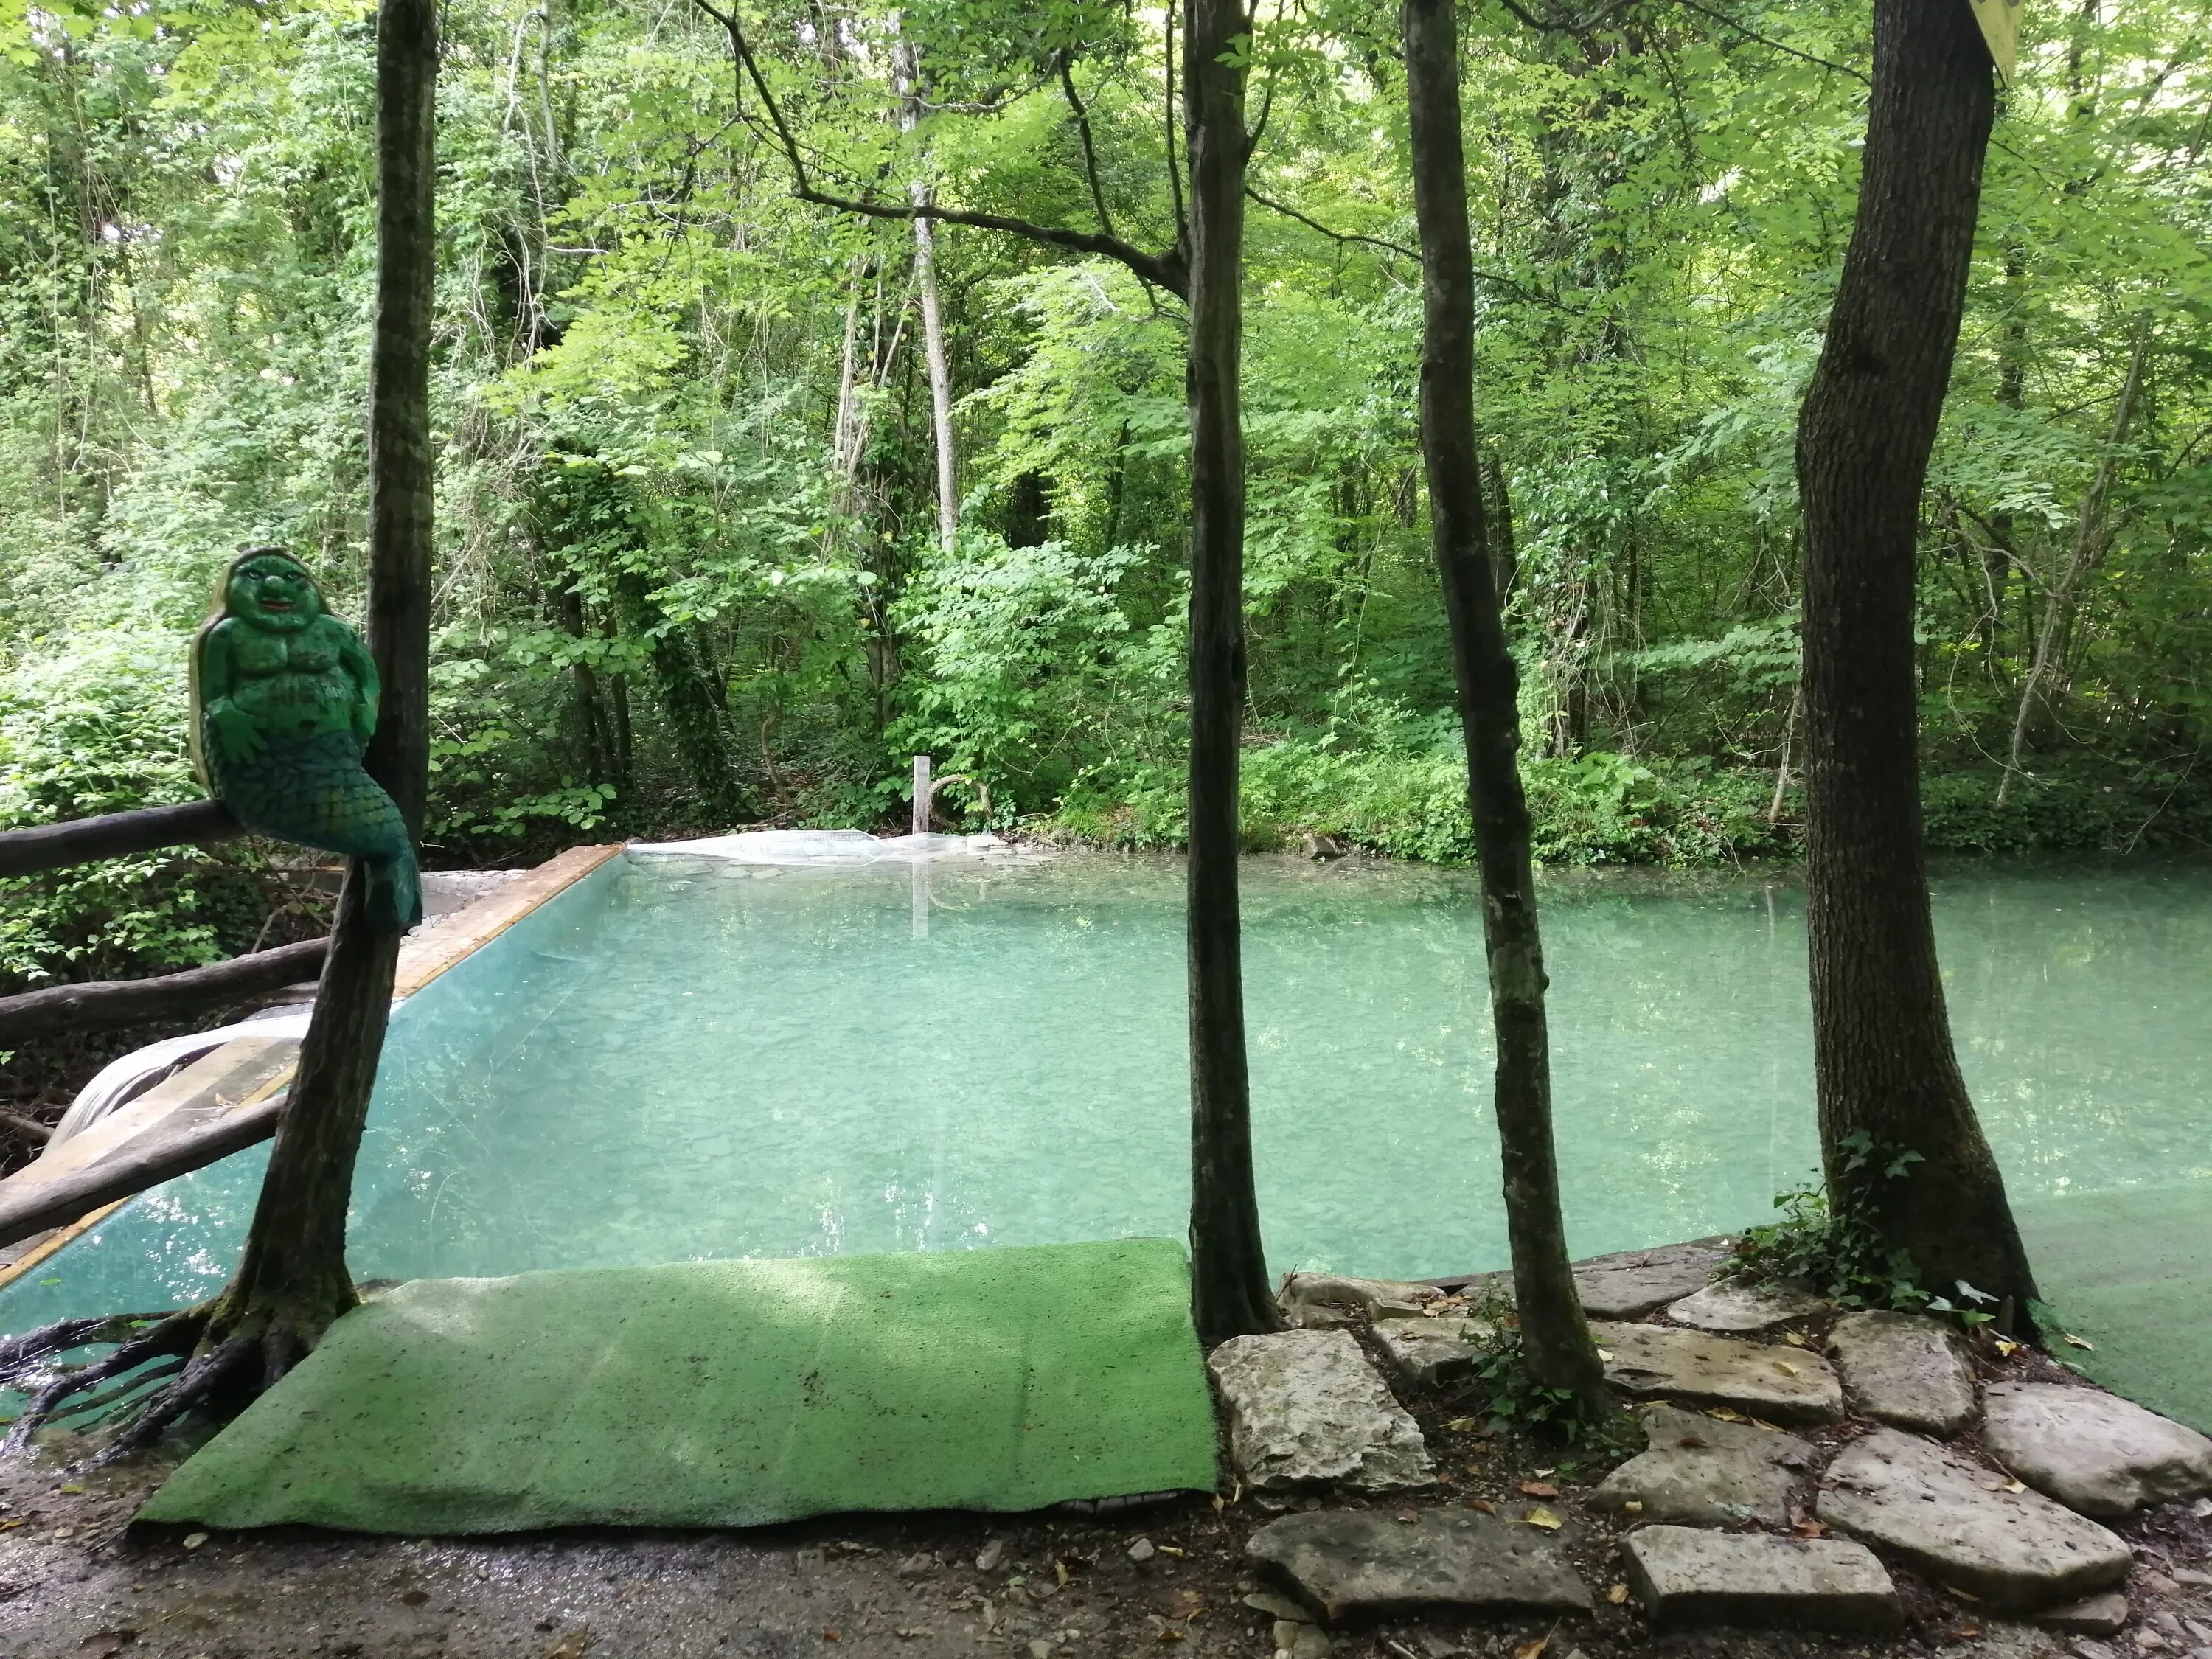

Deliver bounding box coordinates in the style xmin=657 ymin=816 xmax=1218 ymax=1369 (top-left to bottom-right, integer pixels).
xmin=2 ymin=852 xmax=2208 ymax=1338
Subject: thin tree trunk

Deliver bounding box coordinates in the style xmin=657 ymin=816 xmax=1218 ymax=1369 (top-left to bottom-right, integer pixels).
xmin=1183 ymin=0 xmax=1274 ymax=1347
xmin=205 ymin=0 xmax=438 ymax=1378
xmin=1795 ymin=0 xmax=2036 ymax=1311
xmin=892 ymin=35 xmax=958 ymax=555
xmin=1402 ymin=0 xmax=1605 ymax=1413
xmin=1997 ymin=332 xmax=2148 ymax=804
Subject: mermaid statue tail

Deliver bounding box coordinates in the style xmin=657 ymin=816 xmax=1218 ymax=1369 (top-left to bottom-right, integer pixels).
xmin=209 ymin=725 xmax=422 ymax=933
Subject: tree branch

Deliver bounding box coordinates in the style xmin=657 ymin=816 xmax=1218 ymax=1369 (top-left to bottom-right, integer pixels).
xmin=690 ymin=0 xmax=1186 ymax=296
xmin=1059 ymin=51 xmax=1119 ymax=241
xmin=1245 ymin=184 xmax=1416 ymax=259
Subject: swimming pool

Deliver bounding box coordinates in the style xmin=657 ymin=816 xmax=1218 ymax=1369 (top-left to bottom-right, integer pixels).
xmin=1 ymin=850 xmax=2207 ymax=1340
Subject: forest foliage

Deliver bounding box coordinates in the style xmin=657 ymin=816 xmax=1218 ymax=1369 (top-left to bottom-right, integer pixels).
xmin=2 ymin=0 xmax=2208 ymax=987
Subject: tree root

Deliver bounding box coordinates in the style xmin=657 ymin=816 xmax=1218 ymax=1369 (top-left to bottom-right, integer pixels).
xmin=1 ymin=1292 xmax=333 ymax=1464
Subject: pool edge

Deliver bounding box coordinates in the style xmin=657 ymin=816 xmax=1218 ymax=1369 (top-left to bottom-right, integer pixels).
xmin=0 ymin=843 xmax=624 ymax=1295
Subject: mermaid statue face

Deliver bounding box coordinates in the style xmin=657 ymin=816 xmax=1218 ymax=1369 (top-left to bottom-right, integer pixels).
xmin=226 ymin=552 xmax=324 ymax=633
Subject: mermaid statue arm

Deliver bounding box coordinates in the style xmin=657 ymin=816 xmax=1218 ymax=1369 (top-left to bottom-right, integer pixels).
xmin=335 ymin=624 xmax=381 ymax=748
xmin=195 ymin=619 xmax=266 ymax=765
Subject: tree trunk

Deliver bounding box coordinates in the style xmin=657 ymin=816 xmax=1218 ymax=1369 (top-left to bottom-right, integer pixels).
xmin=1182 ymin=0 xmax=1274 ymax=1347
xmin=1997 ymin=332 xmax=2149 ymax=804
xmin=216 ymin=0 xmax=440 ymax=1373
xmin=1402 ymin=0 xmax=1606 ymax=1413
xmin=894 ymin=35 xmax=958 ymax=553
xmin=1795 ymin=0 xmax=2036 ymax=1310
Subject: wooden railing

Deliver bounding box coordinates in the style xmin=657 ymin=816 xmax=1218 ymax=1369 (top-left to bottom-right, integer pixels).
xmin=0 ymin=799 xmax=241 ymax=881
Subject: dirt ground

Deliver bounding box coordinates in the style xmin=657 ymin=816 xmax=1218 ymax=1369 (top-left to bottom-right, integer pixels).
xmin=4 ymin=1335 xmax=2208 ymax=1659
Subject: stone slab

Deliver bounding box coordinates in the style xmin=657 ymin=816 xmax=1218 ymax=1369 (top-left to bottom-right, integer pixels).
xmin=1590 ymin=1321 xmax=1843 ymax=1423
xmin=1826 ymin=1310 xmax=1979 ymax=1436
xmin=1573 ymin=1239 xmax=1736 ymax=1318
xmin=1246 ymin=1505 xmax=1593 ymax=1625
xmin=1208 ymin=1329 xmax=1433 ymax=1492
xmin=1590 ymin=1404 xmax=1813 ymax=1527
xmin=1279 ymin=1273 xmax=1446 ymax=1325
xmin=1819 ymin=1427 xmax=2133 ymax=1609
xmin=1621 ymin=1525 xmax=1902 ymax=1632
xmin=1983 ymin=1382 xmax=2212 ymax=1519
xmin=1371 ymin=1318 xmax=1498 ymax=1388
xmin=1666 ymin=1279 xmax=1829 ymax=1334
xmin=2037 ymin=1593 xmax=2132 ymax=1638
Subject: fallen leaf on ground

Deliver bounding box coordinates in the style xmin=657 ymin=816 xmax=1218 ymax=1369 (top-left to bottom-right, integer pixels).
xmin=821 ymin=1631 xmax=841 ymax=1643
xmin=59 ymin=1484 xmax=83 ymax=1495
xmin=1790 ymin=1520 xmax=1826 ymax=1539
xmin=1395 ymin=1510 xmax=1420 ymax=1524
xmin=1594 ymin=1349 xmax=1614 ymax=1363
xmin=1163 ymin=1590 xmax=1205 ymax=1621
xmin=1512 ymin=1637 xmax=1549 ymax=1659
xmin=1621 ymin=1500 xmax=1644 ymax=1515
xmin=1783 ymin=1331 xmax=1807 ymax=1347
xmin=1444 ymin=1417 xmax=1480 ymax=1433
xmin=1467 ymin=1499 xmax=1497 ymax=1514
xmin=1993 ymin=1339 xmax=2022 ymax=1357
xmin=1053 ymin=1560 xmax=1069 ymax=1586
xmin=1154 ymin=1630 xmax=1186 ymax=1645
xmin=1518 ymin=1481 xmax=1559 ymax=1498
xmin=2062 ymin=1334 xmax=2095 ymax=1351
xmin=546 ymin=1635 xmax=592 ymax=1659
xmin=181 ymin=1534 xmax=207 ymax=1550
xmin=1705 ymin=1408 xmax=1745 ymax=1422
xmin=1607 ymin=1584 xmax=1630 ymax=1605
xmin=1956 ymin=1626 xmax=1982 ymax=1641
xmin=1523 ymin=1508 xmax=1565 ymax=1531
xmin=1773 ymin=1360 xmax=1801 ymax=1376
xmin=1942 ymin=1585 xmax=1980 ymax=1604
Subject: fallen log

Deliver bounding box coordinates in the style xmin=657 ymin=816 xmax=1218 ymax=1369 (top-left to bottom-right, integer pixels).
xmin=0 ymin=799 xmax=241 ymax=880
xmin=0 ymin=1090 xmax=286 ymax=1251
xmin=0 ymin=936 xmax=328 ymax=1046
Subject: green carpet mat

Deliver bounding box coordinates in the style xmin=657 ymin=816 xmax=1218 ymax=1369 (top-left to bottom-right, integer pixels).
xmin=2019 ymin=1184 xmax=2212 ymax=1436
xmin=140 ymin=1239 xmax=1219 ymax=1533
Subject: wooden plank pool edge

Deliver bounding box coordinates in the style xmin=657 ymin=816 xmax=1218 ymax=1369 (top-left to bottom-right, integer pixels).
xmin=0 ymin=844 xmax=624 ymax=1295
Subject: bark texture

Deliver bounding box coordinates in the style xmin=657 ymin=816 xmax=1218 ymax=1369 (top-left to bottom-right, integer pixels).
xmin=0 ymin=799 xmax=239 ymax=880
xmin=1796 ymin=0 xmax=2036 ymax=1308
xmin=205 ymin=0 xmax=438 ymax=1382
xmin=1182 ymin=0 xmax=1275 ymax=1347
xmin=0 ymin=936 xmax=327 ymax=1043
xmin=1402 ymin=0 xmax=1606 ymax=1411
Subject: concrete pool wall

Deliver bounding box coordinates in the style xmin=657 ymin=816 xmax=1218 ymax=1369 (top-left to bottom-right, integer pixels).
xmin=0 ymin=842 xmax=622 ymax=1295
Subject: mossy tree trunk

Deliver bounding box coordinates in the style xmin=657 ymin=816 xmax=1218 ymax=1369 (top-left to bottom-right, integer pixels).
xmin=1796 ymin=0 xmax=2037 ymax=1313
xmin=1182 ymin=0 xmax=1276 ymax=1347
xmin=1402 ymin=0 xmax=1607 ymax=1413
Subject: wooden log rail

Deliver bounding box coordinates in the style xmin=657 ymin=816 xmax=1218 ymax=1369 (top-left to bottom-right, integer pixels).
xmin=0 ymin=1091 xmax=287 ymax=1250
xmin=0 ymin=936 xmax=329 ymax=1046
xmin=0 ymin=799 xmax=240 ymax=881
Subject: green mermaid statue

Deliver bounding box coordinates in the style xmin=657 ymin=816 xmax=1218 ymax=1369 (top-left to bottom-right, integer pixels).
xmin=190 ymin=546 xmax=422 ymax=932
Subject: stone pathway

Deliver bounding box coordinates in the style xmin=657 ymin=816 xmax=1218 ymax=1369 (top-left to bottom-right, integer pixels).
xmin=1237 ymin=1237 xmax=2212 ymax=1646
xmin=1246 ymin=1505 xmax=1594 ymax=1623
xmin=1983 ymin=1381 xmax=2212 ymax=1518
xmin=1590 ymin=1403 xmax=1813 ymax=1528
xmin=1590 ymin=1319 xmax=1844 ymax=1423
xmin=1818 ymin=1427 xmax=2134 ymax=1609
xmin=1620 ymin=1525 xmax=1901 ymax=1632
xmin=1664 ymin=1279 xmax=1828 ymax=1334
xmin=1208 ymin=1328 xmax=1433 ymax=1492
xmin=1827 ymin=1310 xmax=1980 ymax=1436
